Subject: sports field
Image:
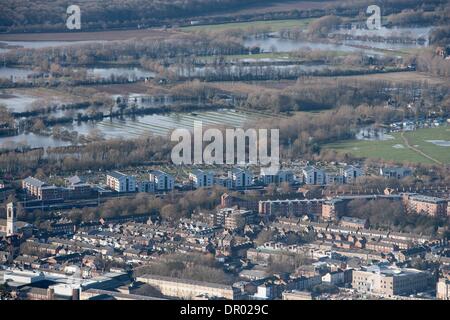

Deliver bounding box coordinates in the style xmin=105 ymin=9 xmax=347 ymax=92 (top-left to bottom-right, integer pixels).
xmin=325 ymin=126 xmax=450 ymax=165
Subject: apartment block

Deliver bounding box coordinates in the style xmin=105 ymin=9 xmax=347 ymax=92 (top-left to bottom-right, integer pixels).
xmin=259 ymin=199 xmax=323 ymax=218
xmin=189 ymin=169 xmax=214 ymax=188
xmin=137 ymin=181 xmax=155 ymax=193
xmin=136 ymin=274 xmax=239 ymax=300
xmin=106 ymin=171 xmax=136 ymax=193
xmin=149 ymin=170 xmax=174 ymax=191
xmin=380 ymin=167 xmax=412 ymax=179
xmin=260 ymin=168 xmax=294 ymax=185
xmin=217 ymin=208 xmax=257 ymax=230
xmin=404 ymin=194 xmax=448 ymax=217
xmin=302 ymin=166 xmax=325 ymax=185
xmin=228 ymin=168 xmax=253 ymax=188
xmin=352 ymin=264 xmax=431 ymax=297
xmin=341 ymin=165 xmax=364 ymax=184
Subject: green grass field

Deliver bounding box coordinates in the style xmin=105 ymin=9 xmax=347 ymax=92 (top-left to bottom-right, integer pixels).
xmin=324 ymin=126 xmax=450 ymax=165
xmin=182 ymin=19 xmax=312 ymax=32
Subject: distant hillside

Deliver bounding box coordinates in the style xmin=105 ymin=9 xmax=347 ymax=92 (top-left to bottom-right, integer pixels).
xmin=0 ymin=0 xmax=277 ymax=32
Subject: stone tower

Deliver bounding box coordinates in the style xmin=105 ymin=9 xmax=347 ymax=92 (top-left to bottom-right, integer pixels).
xmin=6 ymin=202 xmax=16 ymax=236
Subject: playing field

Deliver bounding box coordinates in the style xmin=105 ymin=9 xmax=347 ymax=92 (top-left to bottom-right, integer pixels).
xmin=324 ymin=126 xmax=450 ymax=165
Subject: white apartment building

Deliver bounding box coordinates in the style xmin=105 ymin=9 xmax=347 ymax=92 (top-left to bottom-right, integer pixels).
xmin=228 ymin=168 xmax=253 ymax=188
xmin=324 ymin=172 xmax=344 ymax=185
xmin=106 ymin=171 xmax=136 ymax=193
xmin=149 ymin=170 xmax=174 ymax=191
xmin=302 ymin=166 xmax=325 ymax=185
xmin=189 ymin=169 xmax=214 ymax=188
xmin=138 ymin=181 xmax=155 ymax=193
xmin=341 ymin=165 xmax=364 ymax=184
xmin=260 ymin=168 xmax=294 ymax=185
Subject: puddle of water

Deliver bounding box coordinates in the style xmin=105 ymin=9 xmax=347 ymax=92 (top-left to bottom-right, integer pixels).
xmin=426 ymin=140 xmax=450 ymax=147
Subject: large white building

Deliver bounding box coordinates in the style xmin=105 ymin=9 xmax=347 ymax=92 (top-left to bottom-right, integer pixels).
xmin=380 ymin=167 xmax=412 ymax=179
xmin=189 ymin=169 xmax=214 ymax=188
xmin=106 ymin=171 xmax=136 ymax=193
xmin=260 ymin=168 xmax=294 ymax=185
xmin=352 ymin=264 xmax=431 ymax=297
xmin=137 ymin=181 xmax=155 ymax=193
xmin=228 ymin=168 xmax=253 ymax=188
xmin=302 ymin=166 xmax=325 ymax=185
xmin=341 ymin=165 xmax=364 ymax=184
xmin=149 ymin=170 xmax=174 ymax=191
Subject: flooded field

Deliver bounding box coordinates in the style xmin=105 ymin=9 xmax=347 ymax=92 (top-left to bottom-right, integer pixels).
xmin=0 ymin=67 xmax=35 ymax=81
xmin=71 ymin=109 xmax=261 ymax=138
xmin=0 ymin=132 xmax=72 ymax=150
xmin=0 ymin=40 xmax=103 ymax=53
xmin=173 ymin=64 xmax=328 ymax=78
xmin=0 ymin=92 xmax=38 ymax=112
xmin=244 ymin=37 xmax=383 ymax=55
xmin=245 ymin=27 xmax=432 ymax=54
xmin=86 ymin=67 xmax=155 ymax=81
xmin=0 ymin=108 xmax=267 ymax=149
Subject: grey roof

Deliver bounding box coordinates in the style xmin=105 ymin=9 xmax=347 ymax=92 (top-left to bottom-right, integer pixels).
xmin=108 ymin=171 xmax=128 ymax=180
xmin=23 ymin=176 xmax=46 ymax=187
xmin=409 ymin=194 xmax=447 ymax=204
xmin=65 ymin=175 xmax=84 ymax=185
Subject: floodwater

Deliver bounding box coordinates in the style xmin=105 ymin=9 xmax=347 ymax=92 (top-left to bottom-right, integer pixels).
xmin=70 ymin=109 xmax=257 ymax=139
xmin=86 ymin=67 xmax=155 ymax=81
xmin=426 ymin=140 xmax=450 ymax=147
xmin=0 ymin=40 xmax=103 ymax=52
xmin=245 ymin=27 xmax=431 ymax=54
xmin=173 ymin=64 xmax=327 ymax=78
xmin=0 ymin=93 xmax=38 ymax=112
xmin=0 ymin=109 xmax=264 ymax=148
xmin=0 ymin=132 xmax=71 ymax=150
xmin=0 ymin=67 xmax=35 ymax=81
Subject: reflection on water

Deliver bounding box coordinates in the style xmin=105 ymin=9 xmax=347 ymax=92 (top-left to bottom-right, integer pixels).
xmin=0 ymin=93 xmax=38 ymax=112
xmin=0 ymin=67 xmax=35 ymax=81
xmin=356 ymin=127 xmax=394 ymax=141
xmin=245 ymin=26 xmax=431 ymax=54
xmin=0 ymin=132 xmax=72 ymax=150
xmin=86 ymin=67 xmax=155 ymax=81
xmin=71 ymin=109 xmax=254 ymax=139
xmin=0 ymin=40 xmax=104 ymax=52
xmin=244 ymin=37 xmax=382 ymax=55
xmin=173 ymin=64 xmax=327 ymax=78
xmin=0 ymin=109 xmax=260 ymax=149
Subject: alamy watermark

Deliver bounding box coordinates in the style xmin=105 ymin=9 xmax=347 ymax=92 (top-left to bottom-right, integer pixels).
xmin=171 ymin=121 xmax=280 ymax=174
xmin=366 ymin=5 xmax=382 ymax=30
xmin=66 ymin=5 xmax=81 ymax=30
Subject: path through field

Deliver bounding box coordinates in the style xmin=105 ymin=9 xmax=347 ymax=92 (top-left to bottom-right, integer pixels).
xmin=400 ymin=131 xmax=442 ymax=165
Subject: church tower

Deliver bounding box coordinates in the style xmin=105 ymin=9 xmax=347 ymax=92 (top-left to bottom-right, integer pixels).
xmin=6 ymin=202 xmax=16 ymax=237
